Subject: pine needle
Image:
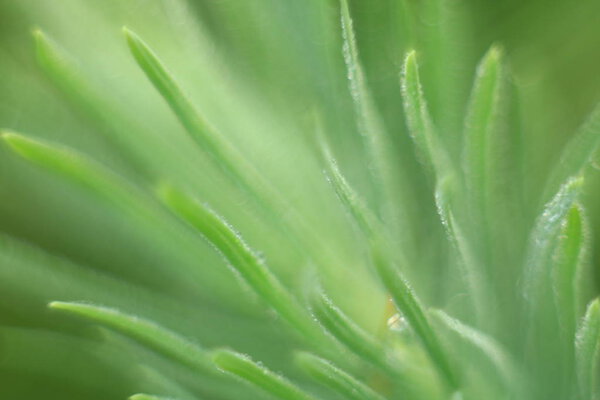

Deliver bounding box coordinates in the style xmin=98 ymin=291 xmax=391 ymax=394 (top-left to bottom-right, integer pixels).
xmin=213 ymin=349 xmax=317 ymax=400
xmin=295 ymin=352 xmax=387 ymax=400
xmin=129 ymin=395 xmax=174 ymax=400
xmin=310 ymin=291 xmax=394 ymax=374
xmin=401 ymin=50 xmax=454 ymax=179
xmin=553 ymin=205 xmax=587 ymax=340
xmin=462 ymin=46 xmax=507 ymax=232
xmin=522 ymin=176 xmax=584 ymax=308
xmin=575 ymin=298 xmax=600 ymax=400
xmin=48 ymin=301 xmax=212 ymax=373
xmin=157 ymin=184 xmax=324 ymax=346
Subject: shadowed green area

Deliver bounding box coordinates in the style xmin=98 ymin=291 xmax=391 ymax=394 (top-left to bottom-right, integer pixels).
xmin=0 ymin=1 xmax=599 ymax=399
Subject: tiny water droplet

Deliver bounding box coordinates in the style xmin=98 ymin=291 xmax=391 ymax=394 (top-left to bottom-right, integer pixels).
xmin=387 ymin=313 xmax=407 ymax=332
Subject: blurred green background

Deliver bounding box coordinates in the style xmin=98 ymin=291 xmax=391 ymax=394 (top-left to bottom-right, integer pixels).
xmin=0 ymin=0 xmax=599 ymax=398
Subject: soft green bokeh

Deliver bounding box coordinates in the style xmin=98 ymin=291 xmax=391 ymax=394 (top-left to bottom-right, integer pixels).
xmin=0 ymin=1 xmax=599 ymax=399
